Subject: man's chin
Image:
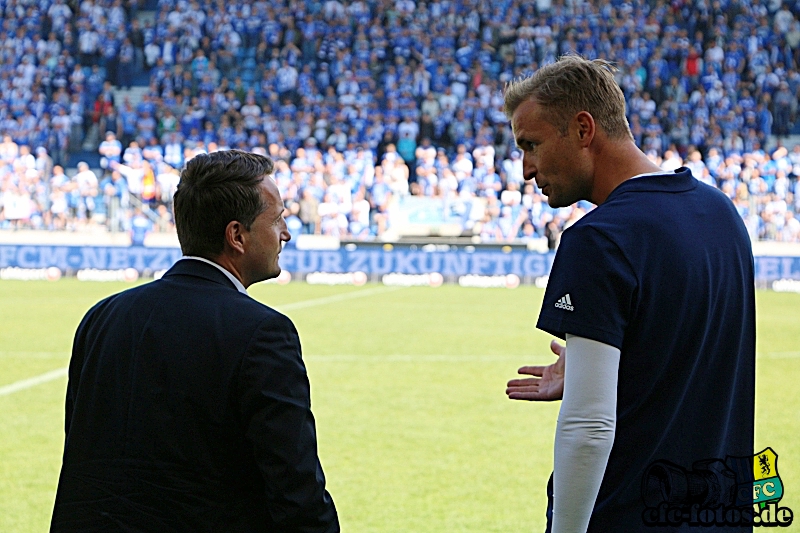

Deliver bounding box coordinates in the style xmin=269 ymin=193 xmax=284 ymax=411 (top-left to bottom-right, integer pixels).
xmin=252 ymin=268 xmax=282 ymax=285
xmin=546 ymin=196 xmax=562 ymax=208
xmin=546 ymin=194 xmax=576 ymax=209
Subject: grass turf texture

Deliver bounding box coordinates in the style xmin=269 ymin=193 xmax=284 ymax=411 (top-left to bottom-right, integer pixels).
xmin=0 ymin=280 xmax=797 ymax=532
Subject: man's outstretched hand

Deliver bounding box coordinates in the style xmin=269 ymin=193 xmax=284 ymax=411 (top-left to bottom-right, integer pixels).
xmin=506 ymin=339 xmax=566 ymax=401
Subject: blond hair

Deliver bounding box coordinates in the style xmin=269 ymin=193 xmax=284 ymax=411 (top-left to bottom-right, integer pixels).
xmin=504 ymin=56 xmax=632 ymax=141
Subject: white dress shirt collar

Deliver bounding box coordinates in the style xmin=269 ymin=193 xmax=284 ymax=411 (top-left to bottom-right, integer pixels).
xmin=180 ymin=256 xmax=248 ymax=295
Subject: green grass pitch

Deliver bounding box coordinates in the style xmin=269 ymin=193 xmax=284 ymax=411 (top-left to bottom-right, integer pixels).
xmin=0 ymin=280 xmax=798 ymax=532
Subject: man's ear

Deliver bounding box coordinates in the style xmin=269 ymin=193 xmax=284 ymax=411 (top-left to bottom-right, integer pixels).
xmin=574 ymin=111 xmax=596 ymax=147
xmin=224 ymin=220 xmax=247 ymax=255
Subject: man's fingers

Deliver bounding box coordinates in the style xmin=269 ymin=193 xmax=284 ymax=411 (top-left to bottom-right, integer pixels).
xmin=517 ymin=365 xmax=545 ymax=376
xmin=550 ymin=339 xmax=566 ymax=356
xmin=506 ymin=390 xmax=544 ymax=400
xmin=507 ymin=377 xmax=540 ymax=387
xmin=506 ymin=387 xmax=540 ymax=396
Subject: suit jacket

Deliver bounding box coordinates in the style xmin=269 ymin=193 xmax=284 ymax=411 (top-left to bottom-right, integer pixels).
xmin=51 ymin=259 xmax=339 ymax=533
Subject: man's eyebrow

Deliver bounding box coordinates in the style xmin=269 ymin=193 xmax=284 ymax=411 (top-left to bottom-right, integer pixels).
xmin=515 ymin=136 xmax=533 ymax=148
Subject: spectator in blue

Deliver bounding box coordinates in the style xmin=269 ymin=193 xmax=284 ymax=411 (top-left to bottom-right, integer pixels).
xmin=118 ymin=38 xmax=135 ymax=89
xmin=368 ymin=168 xmax=392 ymax=237
xmin=129 ymin=207 xmax=152 ymax=246
xmin=98 ymin=131 xmax=122 ymax=170
xmin=119 ymin=99 xmax=139 ymax=146
xmin=284 ymin=201 xmax=304 ymax=241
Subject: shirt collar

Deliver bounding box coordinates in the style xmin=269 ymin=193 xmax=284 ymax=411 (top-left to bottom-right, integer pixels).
xmin=607 ymin=167 xmax=696 ymax=199
xmin=181 ymin=256 xmax=248 ymax=295
xmin=629 ymin=170 xmax=675 ymax=180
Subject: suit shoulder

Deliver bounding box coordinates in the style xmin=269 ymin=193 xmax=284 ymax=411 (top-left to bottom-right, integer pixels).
xmin=73 ymin=284 xmax=158 ymax=344
xmin=178 ymin=284 xmax=297 ymax=331
xmin=236 ymin=294 xmax=296 ymax=329
xmin=80 ymin=282 xmax=153 ymax=321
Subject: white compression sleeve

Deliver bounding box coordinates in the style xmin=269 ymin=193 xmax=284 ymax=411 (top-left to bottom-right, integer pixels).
xmin=552 ymin=334 xmax=620 ymax=533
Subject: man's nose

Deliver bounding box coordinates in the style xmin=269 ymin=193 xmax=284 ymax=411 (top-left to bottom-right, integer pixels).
xmin=523 ymin=155 xmax=537 ymax=180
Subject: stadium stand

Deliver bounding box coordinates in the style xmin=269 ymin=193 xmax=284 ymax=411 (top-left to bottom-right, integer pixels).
xmin=1 ymin=0 xmax=799 ymax=242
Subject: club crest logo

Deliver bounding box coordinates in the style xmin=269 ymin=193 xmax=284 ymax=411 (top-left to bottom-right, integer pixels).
xmin=753 ymin=447 xmax=783 ymax=508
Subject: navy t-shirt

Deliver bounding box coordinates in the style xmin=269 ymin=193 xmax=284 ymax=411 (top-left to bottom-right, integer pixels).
xmin=538 ymin=169 xmax=755 ymax=531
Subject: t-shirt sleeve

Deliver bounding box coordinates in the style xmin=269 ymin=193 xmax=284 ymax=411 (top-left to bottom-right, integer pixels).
xmin=537 ymin=224 xmax=637 ymax=350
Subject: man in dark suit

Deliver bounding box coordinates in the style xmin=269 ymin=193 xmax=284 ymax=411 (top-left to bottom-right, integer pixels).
xmin=51 ymin=150 xmax=339 ymax=532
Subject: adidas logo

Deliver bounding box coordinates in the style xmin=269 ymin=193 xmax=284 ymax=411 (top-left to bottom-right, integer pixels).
xmin=555 ymin=294 xmax=574 ymax=311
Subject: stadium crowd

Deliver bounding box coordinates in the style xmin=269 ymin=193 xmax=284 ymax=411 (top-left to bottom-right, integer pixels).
xmin=1 ymin=0 xmax=800 ymax=243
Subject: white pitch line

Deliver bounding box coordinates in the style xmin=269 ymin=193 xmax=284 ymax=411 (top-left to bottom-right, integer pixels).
xmin=0 ymin=287 xmax=402 ymax=397
xmin=305 ymin=352 xmax=800 ymax=363
xmin=275 ymin=285 xmax=403 ymax=311
xmin=2 ymin=300 xmax=796 ymax=398
xmin=758 ymin=351 xmax=800 ymax=359
xmin=0 ymin=367 xmax=67 ymax=396
xmin=305 ymin=354 xmax=538 ymax=362
xmin=0 ymin=351 xmax=67 ymax=359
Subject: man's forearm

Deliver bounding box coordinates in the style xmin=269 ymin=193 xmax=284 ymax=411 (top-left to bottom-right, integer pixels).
xmin=552 ymin=335 xmax=620 ymax=533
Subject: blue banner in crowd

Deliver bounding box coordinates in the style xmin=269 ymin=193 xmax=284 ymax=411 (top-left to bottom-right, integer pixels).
xmin=279 ymin=248 xmax=555 ymax=277
xmin=0 ymin=245 xmax=799 ymax=281
xmin=754 ymin=256 xmax=800 ymax=281
xmin=0 ymin=245 xmax=183 ymax=272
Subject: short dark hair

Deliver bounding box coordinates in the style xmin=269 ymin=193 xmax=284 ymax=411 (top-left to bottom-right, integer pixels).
xmin=173 ymin=150 xmax=274 ymax=257
xmin=504 ymin=55 xmax=632 ymax=141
